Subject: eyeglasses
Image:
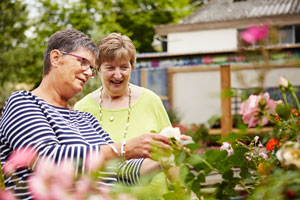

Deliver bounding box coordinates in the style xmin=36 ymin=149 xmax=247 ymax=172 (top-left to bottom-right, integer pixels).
xmin=60 ymin=51 xmax=96 ymax=78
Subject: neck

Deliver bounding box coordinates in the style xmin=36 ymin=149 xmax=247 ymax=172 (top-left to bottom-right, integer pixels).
xmin=102 ymin=85 xmax=130 ymax=103
xmin=32 ymin=77 xmax=69 ymax=108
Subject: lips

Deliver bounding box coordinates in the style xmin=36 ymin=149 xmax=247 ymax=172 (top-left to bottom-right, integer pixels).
xmin=110 ymin=80 xmax=123 ymax=85
xmin=77 ymin=77 xmax=87 ymax=85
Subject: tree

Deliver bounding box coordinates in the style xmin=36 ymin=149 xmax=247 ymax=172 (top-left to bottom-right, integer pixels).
xmin=0 ymin=0 xmax=202 ymax=110
xmin=96 ymin=0 xmax=199 ymax=52
xmin=0 ymin=0 xmax=29 ymax=85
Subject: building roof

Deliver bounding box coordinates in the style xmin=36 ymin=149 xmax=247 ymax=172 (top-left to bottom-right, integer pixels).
xmin=182 ymin=0 xmax=300 ymax=24
xmin=155 ymin=0 xmax=300 ymax=35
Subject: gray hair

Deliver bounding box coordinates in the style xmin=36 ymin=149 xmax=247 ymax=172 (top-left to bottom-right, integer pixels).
xmin=43 ymin=28 xmax=98 ymax=76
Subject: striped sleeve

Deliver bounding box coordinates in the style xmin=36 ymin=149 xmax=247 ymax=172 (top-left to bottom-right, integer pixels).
xmin=0 ymin=92 xmax=98 ymax=171
xmin=117 ymin=158 xmax=144 ymax=185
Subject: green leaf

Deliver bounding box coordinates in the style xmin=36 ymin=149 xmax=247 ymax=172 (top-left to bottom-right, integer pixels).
xmin=175 ymin=150 xmax=187 ymax=165
xmin=218 ymin=132 xmax=244 ymax=143
xmin=222 ymin=169 xmax=234 ymax=180
xmin=180 ymin=165 xmax=195 ymax=188
xmin=185 ymin=142 xmax=201 ymax=150
xmin=276 ymin=104 xmax=291 ymax=120
xmin=191 ymin=178 xmax=202 ymax=198
xmin=206 ymin=149 xmax=227 ymax=165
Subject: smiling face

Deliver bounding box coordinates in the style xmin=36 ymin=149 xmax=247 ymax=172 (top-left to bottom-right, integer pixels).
xmin=99 ymin=58 xmax=132 ymax=97
xmin=56 ymin=48 xmax=96 ymax=96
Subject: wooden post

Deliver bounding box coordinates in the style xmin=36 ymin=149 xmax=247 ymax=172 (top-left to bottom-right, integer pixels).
xmin=167 ymin=68 xmax=174 ymax=109
xmin=220 ymin=65 xmax=232 ymax=137
xmin=140 ymin=69 xmax=147 ymax=88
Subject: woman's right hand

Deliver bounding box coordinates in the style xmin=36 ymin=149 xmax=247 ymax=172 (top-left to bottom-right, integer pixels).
xmin=124 ymin=133 xmax=171 ymax=160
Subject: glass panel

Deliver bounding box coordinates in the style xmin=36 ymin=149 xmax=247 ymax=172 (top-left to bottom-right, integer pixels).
xmin=130 ymin=70 xmax=141 ymax=86
xmin=279 ymin=26 xmax=293 ymax=44
xmin=146 ymin=68 xmax=168 ymax=97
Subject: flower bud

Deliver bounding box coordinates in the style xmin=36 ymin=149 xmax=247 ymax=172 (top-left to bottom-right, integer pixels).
xmin=278 ymin=77 xmax=289 ymax=88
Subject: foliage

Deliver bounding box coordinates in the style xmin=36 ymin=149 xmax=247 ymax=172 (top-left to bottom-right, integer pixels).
xmin=97 ymin=0 xmax=197 ymax=52
xmin=0 ymin=0 xmax=29 ymax=86
xmin=0 ymin=0 xmax=201 ymax=111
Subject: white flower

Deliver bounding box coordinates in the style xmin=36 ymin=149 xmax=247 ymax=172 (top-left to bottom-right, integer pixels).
xmin=220 ymin=142 xmax=234 ymax=156
xmin=276 ymin=142 xmax=300 ymax=168
xmin=159 ymin=154 xmax=175 ymax=169
xmin=278 ymin=77 xmax=289 ymax=88
xmin=159 ymin=127 xmax=181 ymax=168
xmin=254 ymin=136 xmax=259 ymax=143
xmin=160 ymin=126 xmax=181 ymax=141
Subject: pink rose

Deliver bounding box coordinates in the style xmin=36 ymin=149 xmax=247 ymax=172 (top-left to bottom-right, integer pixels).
xmin=240 ymin=95 xmax=260 ymax=127
xmin=240 ymin=92 xmax=281 ymax=127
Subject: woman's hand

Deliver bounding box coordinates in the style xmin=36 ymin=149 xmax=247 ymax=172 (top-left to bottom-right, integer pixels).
xmin=125 ymin=133 xmax=171 ymax=160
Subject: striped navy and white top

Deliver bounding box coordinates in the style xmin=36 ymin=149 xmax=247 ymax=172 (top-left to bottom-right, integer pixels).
xmin=0 ymin=90 xmax=144 ymax=199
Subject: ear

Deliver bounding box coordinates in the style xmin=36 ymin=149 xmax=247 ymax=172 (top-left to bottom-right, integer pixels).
xmin=50 ymin=49 xmax=62 ymax=68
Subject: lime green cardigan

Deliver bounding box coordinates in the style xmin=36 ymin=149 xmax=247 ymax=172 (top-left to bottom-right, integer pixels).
xmin=74 ymin=88 xmax=171 ymax=142
xmin=74 ymin=88 xmax=171 ymax=197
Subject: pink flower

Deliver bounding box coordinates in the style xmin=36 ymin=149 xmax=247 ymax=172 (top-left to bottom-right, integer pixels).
xmin=28 ymin=159 xmax=76 ymax=200
xmin=241 ymin=24 xmax=269 ymax=44
xmin=86 ymin=150 xmax=105 ymax=172
xmin=2 ymin=147 xmax=37 ymax=175
xmin=254 ymin=136 xmax=259 ymax=143
xmin=0 ymin=190 xmax=17 ymax=200
xmin=220 ymin=142 xmax=234 ymax=156
xmin=240 ymin=92 xmax=279 ymax=127
xmin=259 ymin=152 xmax=268 ymax=159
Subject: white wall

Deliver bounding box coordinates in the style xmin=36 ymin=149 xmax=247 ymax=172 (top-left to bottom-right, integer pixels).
xmin=167 ymin=29 xmax=238 ymax=53
xmin=172 ymin=67 xmax=300 ymax=125
xmin=231 ymin=68 xmax=300 ymax=88
xmin=173 ymin=70 xmax=221 ymax=124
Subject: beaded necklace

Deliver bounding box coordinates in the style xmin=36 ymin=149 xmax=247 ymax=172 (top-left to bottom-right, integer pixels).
xmin=99 ymin=85 xmax=131 ymax=161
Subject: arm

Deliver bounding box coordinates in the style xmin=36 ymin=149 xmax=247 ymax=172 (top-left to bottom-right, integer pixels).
xmin=0 ymin=92 xmax=102 ymax=174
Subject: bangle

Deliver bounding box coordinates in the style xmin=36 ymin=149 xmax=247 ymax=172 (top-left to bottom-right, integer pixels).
xmin=108 ymin=143 xmax=120 ymax=157
xmin=121 ymin=138 xmax=126 ymax=162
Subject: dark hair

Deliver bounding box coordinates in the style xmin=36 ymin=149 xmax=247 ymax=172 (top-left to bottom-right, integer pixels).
xmin=97 ymin=33 xmax=136 ymax=70
xmin=43 ymin=28 xmax=98 ymax=76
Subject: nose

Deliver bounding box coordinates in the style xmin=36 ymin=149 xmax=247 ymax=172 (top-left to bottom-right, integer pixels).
xmin=113 ymin=68 xmax=122 ymax=79
xmin=83 ymin=68 xmax=93 ymax=78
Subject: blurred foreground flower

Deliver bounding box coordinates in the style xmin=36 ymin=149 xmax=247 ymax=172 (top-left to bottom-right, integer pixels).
xmin=241 ymin=24 xmax=268 ymax=44
xmin=2 ymin=147 xmax=37 ymax=175
xmin=276 ymin=141 xmax=300 ymax=169
xmin=0 ymin=190 xmax=16 ymax=200
xmin=266 ymin=138 xmax=279 ymax=152
xmin=1 ymin=147 xmax=114 ymax=200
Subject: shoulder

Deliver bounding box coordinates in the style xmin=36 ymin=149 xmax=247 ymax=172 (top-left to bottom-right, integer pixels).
xmin=0 ymin=90 xmax=39 ymax=128
xmin=131 ymin=84 xmax=160 ymax=100
xmin=1 ymin=90 xmax=33 ymax=112
xmin=140 ymin=87 xmax=162 ymax=103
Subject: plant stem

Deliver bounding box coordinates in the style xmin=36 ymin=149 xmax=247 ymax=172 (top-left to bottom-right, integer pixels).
xmin=191 ymin=154 xmax=214 ymax=170
xmin=239 ymin=180 xmax=251 ymax=194
xmin=291 ymin=90 xmax=300 ymax=111
xmin=282 ymin=92 xmax=288 ymax=106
